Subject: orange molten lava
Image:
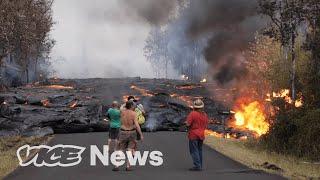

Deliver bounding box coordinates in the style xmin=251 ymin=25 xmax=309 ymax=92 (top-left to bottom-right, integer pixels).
xmin=41 ymin=99 xmax=50 ymax=107
xmin=130 ymin=85 xmax=154 ymax=97
xmin=232 ymin=100 xmax=270 ymax=137
xmin=204 ymin=130 xmax=224 ymax=138
xmin=44 ymin=85 xmax=74 ymax=90
xmin=176 ymin=85 xmax=203 ymax=90
xmin=204 ymin=130 xmax=248 ymax=140
xmin=69 ymin=101 xmax=78 ymax=108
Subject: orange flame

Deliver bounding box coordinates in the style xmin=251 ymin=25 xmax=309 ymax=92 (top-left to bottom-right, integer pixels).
xmin=200 ymin=78 xmax=207 ymax=83
xmin=232 ymin=100 xmax=270 ymax=137
xmin=270 ymin=89 xmax=303 ymax=108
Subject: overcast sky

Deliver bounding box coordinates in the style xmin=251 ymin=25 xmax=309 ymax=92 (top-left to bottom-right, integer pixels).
xmin=50 ymin=0 xmax=155 ymax=78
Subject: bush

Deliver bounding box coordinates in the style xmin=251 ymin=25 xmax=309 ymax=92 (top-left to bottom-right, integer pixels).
xmin=261 ymin=108 xmax=320 ymax=161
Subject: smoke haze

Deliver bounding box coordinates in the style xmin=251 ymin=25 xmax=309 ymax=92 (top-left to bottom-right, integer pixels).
xmin=51 ymin=0 xmax=266 ymax=82
xmin=51 ymin=0 xmax=156 ymax=78
xmin=185 ymin=0 xmax=266 ymax=85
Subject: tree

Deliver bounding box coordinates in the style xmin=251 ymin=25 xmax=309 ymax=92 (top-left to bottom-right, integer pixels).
xmin=144 ymin=27 xmax=168 ymax=78
xmin=259 ymin=0 xmax=305 ymax=101
xmin=0 ymin=0 xmax=54 ymax=85
xmin=303 ymin=0 xmax=320 ymax=107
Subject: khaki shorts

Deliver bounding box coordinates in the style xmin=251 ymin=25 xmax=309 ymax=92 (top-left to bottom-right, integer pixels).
xmin=117 ymin=130 xmax=137 ymax=150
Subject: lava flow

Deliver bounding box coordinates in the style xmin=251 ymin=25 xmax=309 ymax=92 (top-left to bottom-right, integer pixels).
xmin=43 ymin=85 xmax=74 ymax=90
xmin=130 ymin=85 xmax=154 ymax=97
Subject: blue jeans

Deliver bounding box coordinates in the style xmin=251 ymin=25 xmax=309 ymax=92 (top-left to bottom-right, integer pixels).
xmin=189 ymin=139 xmax=203 ymax=169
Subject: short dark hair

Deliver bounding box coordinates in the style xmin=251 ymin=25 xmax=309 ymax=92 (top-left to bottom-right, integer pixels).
xmin=127 ymin=96 xmax=135 ymax=101
xmin=125 ymin=100 xmax=134 ymax=109
xmin=127 ymin=96 xmax=137 ymax=102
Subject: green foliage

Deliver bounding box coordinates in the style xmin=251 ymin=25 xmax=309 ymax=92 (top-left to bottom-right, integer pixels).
xmin=261 ymin=108 xmax=320 ymax=161
xmin=0 ymin=0 xmax=55 ymax=84
xmin=254 ymin=0 xmax=320 ymax=160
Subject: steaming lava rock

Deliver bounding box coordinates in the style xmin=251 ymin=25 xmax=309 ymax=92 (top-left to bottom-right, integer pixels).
xmin=0 ymin=78 xmax=234 ymax=137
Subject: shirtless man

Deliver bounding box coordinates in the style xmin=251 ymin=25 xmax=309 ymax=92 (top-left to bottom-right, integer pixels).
xmin=113 ymin=100 xmax=143 ymax=171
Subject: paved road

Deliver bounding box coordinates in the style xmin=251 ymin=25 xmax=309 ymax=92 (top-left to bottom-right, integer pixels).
xmin=6 ymin=132 xmax=284 ymax=180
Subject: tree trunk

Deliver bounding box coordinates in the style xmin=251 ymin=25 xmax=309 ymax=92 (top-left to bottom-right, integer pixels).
xmin=35 ymin=58 xmax=38 ymax=81
xmin=165 ymin=58 xmax=168 ymax=79
xmin=291 ymin=30 xmax=296 ymax=101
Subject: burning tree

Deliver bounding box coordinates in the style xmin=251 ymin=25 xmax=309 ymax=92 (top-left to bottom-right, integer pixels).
xmin=259 ymin=0 xmax=305 ymax=101
xmin=254 ymin=0 xmax=320 ymax=160
xmin=0 ymin=0 xmax=55 ymax=87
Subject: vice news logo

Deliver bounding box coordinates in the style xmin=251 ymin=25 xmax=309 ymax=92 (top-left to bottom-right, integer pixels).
xmin=17 ymin=145 xmax=163 ymax=167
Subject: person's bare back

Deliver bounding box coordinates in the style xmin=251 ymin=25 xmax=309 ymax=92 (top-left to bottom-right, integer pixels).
xmin=121 ymin=109 xmax=136 ymax=130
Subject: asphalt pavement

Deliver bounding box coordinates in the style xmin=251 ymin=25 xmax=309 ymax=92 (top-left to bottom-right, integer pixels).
xmin=6 ymin=132 xmax=284 ymax=180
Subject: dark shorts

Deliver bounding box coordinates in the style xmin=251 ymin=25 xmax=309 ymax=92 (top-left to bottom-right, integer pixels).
xmin=136 ymin=130 xmax=141 ymax=141
xmin=117 ymin=130 xmax=137 ymax=150
xmin=109 ymin=128 xmax=120 ymax=140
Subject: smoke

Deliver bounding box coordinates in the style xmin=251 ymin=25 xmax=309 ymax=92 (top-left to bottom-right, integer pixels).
xmin=119 ymin=0 xmax=181 ymax=25
xmin=51 ymin=0 xmax=156 ymax=78
xmin=127 ymin=0 xmax=266 ymax=85
xmin=51 ymin=0 xmax=266 ymax=83
xmin=185 ymin=0 xmax=266 ymax=85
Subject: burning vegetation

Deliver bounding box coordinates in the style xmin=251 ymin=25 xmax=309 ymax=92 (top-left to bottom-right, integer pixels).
xmin=231 ymin=100 xmax=270 ymax=137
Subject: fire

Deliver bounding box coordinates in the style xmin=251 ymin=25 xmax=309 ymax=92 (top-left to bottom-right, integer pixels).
xmin=234 ymin=113 xmax=245 ymax=126
xmin=200 ymin=78 xmax=207 ymax=83
xmin=270 ymin=89 xmax=303 ymax=107
xmin=181 ymin=74 xmax=189 ymax=81
xmin=295 ymin=99 xmax=303 ymax=108
xmin=232 ymin=100 xmax=270 ymax=137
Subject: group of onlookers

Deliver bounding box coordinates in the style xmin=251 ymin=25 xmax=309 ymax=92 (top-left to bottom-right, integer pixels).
xmin=107 ymin=95 xmax=209 ymax=172
xmin=107 ymin=96 xmax=145 ymax=171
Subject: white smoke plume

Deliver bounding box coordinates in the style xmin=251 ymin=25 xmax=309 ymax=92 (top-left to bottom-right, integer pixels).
xmin=51 ymin=0 xmax=158 ymax=78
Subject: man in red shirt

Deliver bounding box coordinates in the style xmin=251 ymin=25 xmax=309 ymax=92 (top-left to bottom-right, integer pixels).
xmin=186 ymin=99 xmax=209 ymax=171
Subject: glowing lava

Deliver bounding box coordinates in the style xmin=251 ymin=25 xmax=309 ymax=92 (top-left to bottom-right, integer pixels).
xmin=130 ymin=85 xmax=154 ymax=97
xmin=69 ymin=100 xmax=78 ymax=108
xmin=44 ymin=85 xmax=74 ymax=90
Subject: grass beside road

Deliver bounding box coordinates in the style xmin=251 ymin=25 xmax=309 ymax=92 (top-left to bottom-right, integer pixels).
xmin=0 ymin=136 xmax=52 ymax=179
xmin=205 ymin=136 xmax=320 ymax=179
